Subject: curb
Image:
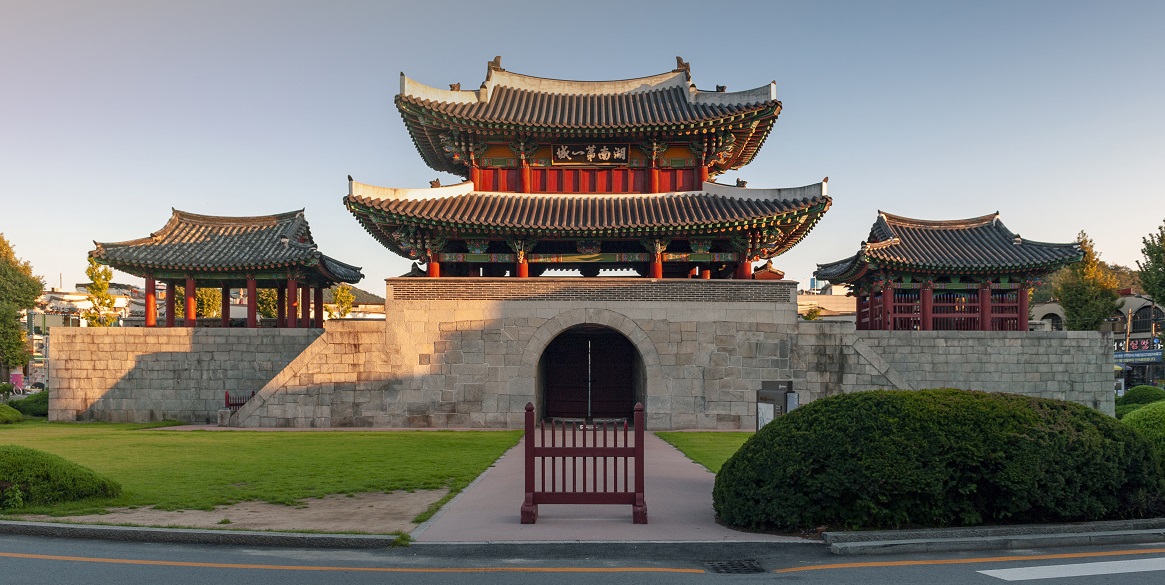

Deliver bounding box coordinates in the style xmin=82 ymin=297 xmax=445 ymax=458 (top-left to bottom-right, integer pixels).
xmin=0 ymin=520 xmax=405 ymax=549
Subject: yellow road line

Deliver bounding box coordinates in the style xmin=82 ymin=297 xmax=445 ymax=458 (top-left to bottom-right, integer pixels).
xmin=776 ymin=547 xmax=1165 ymax=573
xmin=0 ymin=551 xmax=703 ymax=573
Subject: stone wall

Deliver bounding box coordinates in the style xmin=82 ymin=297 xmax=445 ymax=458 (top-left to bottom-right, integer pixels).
xmin=234 ymin=278 xmax=801 ymax=429
xmin=794 ymin=322 xmax=1115 ymax=415
xmin=48 ymin=328 xmax=320 ymax=423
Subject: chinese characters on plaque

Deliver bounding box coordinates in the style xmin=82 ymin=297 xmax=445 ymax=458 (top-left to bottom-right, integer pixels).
xmin=551 ymin=143 xmax=629 ymax=165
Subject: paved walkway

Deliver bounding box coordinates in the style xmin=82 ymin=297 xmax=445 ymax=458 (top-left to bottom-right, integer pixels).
xmin=413 ymin=432 xmax=804 ymax=543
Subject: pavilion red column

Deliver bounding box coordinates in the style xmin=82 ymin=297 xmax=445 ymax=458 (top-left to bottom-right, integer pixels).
xmin=428 ymin=260 xmax=440 ymax=278
xmin=734 ymin=260 xmax=752 ymax=280
xmin=314 ymin=286 xmax=324 ymax=327
xmin=470 ymin=165 xmax=481 ymax=188
xmin=165 ymin=282 xmax=176 ymax=328
xmin=882 ymin=283 xmax=895 ymax=331
xmin=300 ymin=284 xmax=311 ymax=329
xmin=855 ymin=294 xmax=865 ymax=330
xmin=1018 ymin=285 xmax=1030 ymax=332
xmin=699 ymin=165 xmax=709 ymax=186
xmin=650 ymin=255 xmax=663 ymax=279
xmin=979 ymin=283 xmax=993 ymax=331
xmin=184 ymin=277 xmax=197 ymax=327
xmin=920 ymin=285 xmax=934 ymax=331
xmin=649 ymin=167 xmax=660 ymax=194
xmin=246 ymin=277 xmax=257 ymax=328
xmin=220 ymin=285 xmax=231 ymax=328
xmin=520 ymin=162 xmax=532 ymax=194
xmin=276 ymin=283 xmax=286 ymax=328
xmin=286 ymin=278 xmax=298 ymax=328
xmin=144 ymin=277 xmax=157 ymax=327
xmin=701 ymin=268 xmax=711 ymax=280
xmin=516 ymin=258 xmax=529 ymax=278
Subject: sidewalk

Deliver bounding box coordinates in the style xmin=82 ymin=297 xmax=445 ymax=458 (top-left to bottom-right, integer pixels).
xmin=413 ymin=432 xmax=805 ymax=543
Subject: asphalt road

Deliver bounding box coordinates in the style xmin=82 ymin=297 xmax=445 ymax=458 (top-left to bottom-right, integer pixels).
xmin=3 ymin=534 xmax=1165 ymax=584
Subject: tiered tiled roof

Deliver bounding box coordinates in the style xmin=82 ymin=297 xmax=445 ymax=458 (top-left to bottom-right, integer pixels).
xmin=91 ymin=210 xmax=363 ymax=284
xmin=396 ymin=58 xmax=782 ymax=175
xmin=345 ymin=179 xmax=830 ymax=260
xmin=815 ymin=212 xmax=1082 ymax=283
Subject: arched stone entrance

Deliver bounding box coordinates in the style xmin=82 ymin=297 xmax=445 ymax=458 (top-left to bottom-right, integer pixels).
xmin=538 ymin=324 xmax=645 ymax=420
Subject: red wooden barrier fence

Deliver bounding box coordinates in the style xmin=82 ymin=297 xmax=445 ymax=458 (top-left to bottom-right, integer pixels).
xmin=520 ymin=402 xmax=646 ymax=524
xmin=224 ymin=391 xmax=255 ymax=412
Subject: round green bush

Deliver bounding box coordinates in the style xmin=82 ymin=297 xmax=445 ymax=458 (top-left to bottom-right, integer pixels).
xmin=8 ymin=391 xmax=48 ymax=417
xmin=713 ymin=389 xmax=1164 ymax=531
xmin=1117 ymin=403 xmax=1147 ymax=419
xmin=0 ymin=445 xmax=121 ymax=509
xmin=1123 ymin=401 xmax=1165 ymax=455
xmin=1117 ymin=385 xmax=1165 ymax=407
xmin=0 ymin=404 xmax=22 ymax=424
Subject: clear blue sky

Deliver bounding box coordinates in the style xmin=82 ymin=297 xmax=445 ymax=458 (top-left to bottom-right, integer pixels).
xmin=2 ymin=0 xmax=1163 ymax=291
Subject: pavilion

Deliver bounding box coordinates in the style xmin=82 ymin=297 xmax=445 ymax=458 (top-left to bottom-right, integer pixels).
xmin=814 ymin=212 xmax=1082 ymax=331
xmin=91 ymin=209 xmax=362 ymax=328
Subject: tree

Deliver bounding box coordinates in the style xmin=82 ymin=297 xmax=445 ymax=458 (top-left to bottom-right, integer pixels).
xmin=1052 ymin=231 xmax=1121 ymax=331
xmin=0 ymin=235 xmax=42 ymax=373
xmin=173 ymin=286 xmax=222 ymax=319
xmin=1138 ymin=219 xmax=1165 ymax=312
xmin=329 ymin=284 xmax=355 ymax=318
xmin=255 ymin=289 xmax=278 ymax=319
xmin=82 ymin=258 xmax=118 ymax=327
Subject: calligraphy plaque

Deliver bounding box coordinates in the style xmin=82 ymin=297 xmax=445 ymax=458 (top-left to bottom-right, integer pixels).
xmin=551 ymin=143 xmax=630 ymax=165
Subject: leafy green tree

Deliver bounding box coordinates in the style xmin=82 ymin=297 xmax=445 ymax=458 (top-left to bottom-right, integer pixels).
xmin=328 ymin=284 xmax=355 ymax=318
xmin=173 ymin=286 xmax=222 ymax=318
xmin=255 ymin=289 xmax=278 ymax=319
xmin=1052 ymin=231 xmax=1121 ymax=331
xmin=82 ymin=258 xmax=118 ymax=327
xmin=0 ymin=235 xmax=42 ymax=373
xmin=1138 ymin=219 xmax=1165 ymax=313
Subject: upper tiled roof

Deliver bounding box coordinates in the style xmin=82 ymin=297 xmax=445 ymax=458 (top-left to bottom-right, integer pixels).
xmin=396 ymin=57 xmax=783 ymax=174
xmin=91 ymin=210 xmax=363 ymax=283
xmin=815 ymin=212 xmax=1082 ymax=283
xmin=345 ymin=179 xmax=830 ymax=260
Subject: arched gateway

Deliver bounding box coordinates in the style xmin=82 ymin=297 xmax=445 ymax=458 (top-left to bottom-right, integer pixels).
xmin=538 ymin=325 xmax=644 ymax=420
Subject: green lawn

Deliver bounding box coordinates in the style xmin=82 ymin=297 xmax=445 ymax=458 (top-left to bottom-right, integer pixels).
xmin=655 ymin=431 xmax=753 ymax=473
xmin=0 ymin=420 xmax=521 ymax=516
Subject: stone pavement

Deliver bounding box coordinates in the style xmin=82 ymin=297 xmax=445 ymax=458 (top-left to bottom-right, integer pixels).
xmin=413 ymin=431 xmax=804 ymax=543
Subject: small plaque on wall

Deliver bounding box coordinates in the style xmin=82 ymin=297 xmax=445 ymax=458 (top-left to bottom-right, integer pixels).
xmin=551 ymin=143 xmax=630 ymax=165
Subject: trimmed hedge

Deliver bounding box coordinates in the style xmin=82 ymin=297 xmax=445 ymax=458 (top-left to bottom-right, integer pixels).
xmin=0 ymin=404 xmax=22 ymax=424
xmin=8 ymin=391 xmax=48 ymax=417
xmin=713 ymin=389 xmax=1164 ymax=531
xmin=1123 ymin=401 xmax=1165 ymax=456
xmin=1118 ymin=385 xmax=1165 ymax=407
xmin=0 ymin=445 xmax=121 ymax=509
xmin=1117 ymin=403 xmax=1147 ymax=420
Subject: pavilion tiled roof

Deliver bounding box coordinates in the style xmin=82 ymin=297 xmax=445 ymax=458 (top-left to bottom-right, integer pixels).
xmin=814 ymin=212 xmax=1082 ymax=284
xmin=91 ymin=210 xmax=363 ymax=283
xmin=396 ymin=58 xmax=782 ymax=175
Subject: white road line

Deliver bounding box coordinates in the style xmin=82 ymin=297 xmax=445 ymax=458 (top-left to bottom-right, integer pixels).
xmin=978 ymin=557 xmax=1165 ymax=581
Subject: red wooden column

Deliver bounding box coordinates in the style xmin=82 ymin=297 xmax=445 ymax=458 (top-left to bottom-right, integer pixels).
xmin=276 ymin=283 xmax=286 ymax=328
xmin=649 ymin=166 xmax=660 ymax=194
xmin=649 ymin=254 xmax=663 ymax=279
xmin=855 ymin=294 xmax=865 ymax=330
xmin=520 ymin=161 xmax=532 ymax=194
xmin=700 ymin=268 xmax=711 ymax=279
xmin=220 ymin=285 xmax=231 ymax=327
xmin=1018 ymin=285 xmax=1030 ymax=332
xmin=516 ymin=258 xmax=529 ymax=278
xmin=698 ymin=165 xmax=710 ymax=186
xmin=245 ymin=277 xmax=257 ymax=328
xmin=144 ymin=277 xmax=157 ymax=327
xmin=882 ymin=283 xmax=895 ymax=330
xmin=286 ymin=278 xmax=298 ymax=328
xmin=734 ymin=260 xmax=752 ymax=280
xmin=978 ymin=283 xmax=993 ymax=331
xmin=300 ymin=284 xmax=311 ymax=329
xmin=470 ymin=165 xmax=481 ymax=188
xmin=184 ymin=277 xmax=197 ymax=327
xmin=428 ymin=259 xmax=440 ymax=278
xmin=313 ymin=286 xmax=324 ymax=327
xmin=920 ymin=285 xmax=934 ymax=331
xmin=165 ymin=282 xmax=176 ymax=327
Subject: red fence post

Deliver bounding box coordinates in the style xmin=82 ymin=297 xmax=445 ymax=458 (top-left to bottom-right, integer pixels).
xmin=632 ymin=402 xmax=647 ymax=524
xmin=520 ymin=402 xmax=538 ymax=524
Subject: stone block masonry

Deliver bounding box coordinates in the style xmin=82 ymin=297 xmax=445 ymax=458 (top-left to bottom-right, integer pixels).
xmin=49 ymin=328 xmax=320 ymax=423
xmin=48 ymin=279 xmax=1116 ymax=428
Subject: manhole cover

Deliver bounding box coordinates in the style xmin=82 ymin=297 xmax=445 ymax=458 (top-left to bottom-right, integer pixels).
xmin=702 ymin=559 xmax=767 ymax=574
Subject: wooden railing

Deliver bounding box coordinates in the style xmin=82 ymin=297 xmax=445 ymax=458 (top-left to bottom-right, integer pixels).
xmin=520 ymin=402 xmax=647 ymax=524
xmin=224 ymin=390 xmax=255 ymax=412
